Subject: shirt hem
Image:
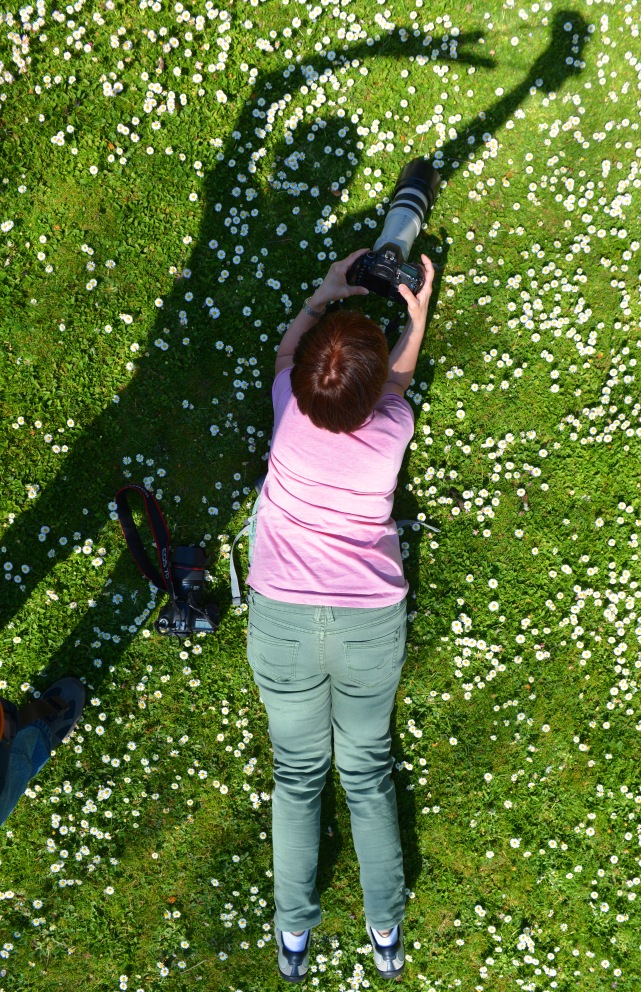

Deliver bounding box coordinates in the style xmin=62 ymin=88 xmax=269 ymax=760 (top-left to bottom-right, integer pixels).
xmin=247 ymin=580 xmax=408 ymax=608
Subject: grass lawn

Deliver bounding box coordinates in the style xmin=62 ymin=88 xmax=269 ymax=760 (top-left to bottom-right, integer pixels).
xmin=1 ymin=0 xmax=640 ymax=989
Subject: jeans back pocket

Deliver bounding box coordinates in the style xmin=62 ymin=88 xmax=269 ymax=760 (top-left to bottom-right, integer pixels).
xmin=247 ymin=624 xmax=300 ymax=682
xmin=343 ymin=625 xmax=403 ymax=687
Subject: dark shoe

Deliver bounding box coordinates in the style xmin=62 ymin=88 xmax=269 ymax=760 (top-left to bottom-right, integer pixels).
xmin=18 ymin=677 xmax=86 ymax=746
xmin=275 ymin=927 xmax=310 ymax=983
xmin=366 ymin=922 xmax=405 ymax=980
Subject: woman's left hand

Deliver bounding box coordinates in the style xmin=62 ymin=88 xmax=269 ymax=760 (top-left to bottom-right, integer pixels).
xmin=309 ymin=248 xmax=371 ymax=310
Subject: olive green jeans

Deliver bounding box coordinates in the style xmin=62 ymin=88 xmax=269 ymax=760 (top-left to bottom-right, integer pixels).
xmin=246 ymin=588 xmax=407 ymax=933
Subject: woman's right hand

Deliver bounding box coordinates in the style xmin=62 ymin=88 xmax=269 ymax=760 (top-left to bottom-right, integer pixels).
xmin=397 ymin=254 xmax=435 ymax=326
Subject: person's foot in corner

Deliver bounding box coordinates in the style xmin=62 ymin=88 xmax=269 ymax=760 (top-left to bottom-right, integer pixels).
xmin=18 ymin=677 xmax=87 ymax=746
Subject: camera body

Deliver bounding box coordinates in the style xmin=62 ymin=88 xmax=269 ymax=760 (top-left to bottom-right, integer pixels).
xmin=154 ymin=545 xmax=220 ymax=637
xmin=347 ymin=159 xmax=440 ymax=304
xmin=347 ymin=248 xmax=425 ymax=305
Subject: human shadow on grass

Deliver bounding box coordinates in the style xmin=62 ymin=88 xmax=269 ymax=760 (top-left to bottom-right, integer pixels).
xmin=1 ymin=15 xmax=587 ymax=839
xmin=1 ymin=28 xmax=497 ymax=636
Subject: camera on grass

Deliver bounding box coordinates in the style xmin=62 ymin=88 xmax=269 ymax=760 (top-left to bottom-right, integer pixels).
xmin=154 ymin=545 xmax=220 ymax=638
xmin=116 ymin=484 xmax=220 ymax=639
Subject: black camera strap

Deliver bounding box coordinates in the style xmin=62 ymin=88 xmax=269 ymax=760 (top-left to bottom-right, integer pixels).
xmin=115 ymin=484 xmax=174 ymax=596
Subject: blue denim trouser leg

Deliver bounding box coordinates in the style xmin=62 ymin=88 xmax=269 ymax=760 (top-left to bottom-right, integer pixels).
xmin=247 ymin=588 xmax=407 ymax=933
xmin=0 ymin=721 xmax=52 ymax=827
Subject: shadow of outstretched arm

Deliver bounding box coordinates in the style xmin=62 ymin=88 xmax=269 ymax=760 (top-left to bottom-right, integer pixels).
xmin=434 ymin=11 xmax=588 ymax=182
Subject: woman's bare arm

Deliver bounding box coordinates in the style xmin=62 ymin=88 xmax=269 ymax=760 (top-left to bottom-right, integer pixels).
xmin=382 ymin=255 xmax=435 ymax=395
xmin=275 ymin=248 xmax=371 ymax=376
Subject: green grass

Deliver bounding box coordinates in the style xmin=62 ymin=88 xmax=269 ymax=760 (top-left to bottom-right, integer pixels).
xmin=1 ymin=1 xmax=641 ymax=989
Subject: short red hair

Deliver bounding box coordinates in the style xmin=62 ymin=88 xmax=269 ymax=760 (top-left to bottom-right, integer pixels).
xmin=290 ymin=310 xmax=389 ymax=433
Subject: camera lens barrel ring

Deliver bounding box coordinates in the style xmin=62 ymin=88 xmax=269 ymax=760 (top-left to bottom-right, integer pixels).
xmin=389 ymin=188 xmax=430 ymax=224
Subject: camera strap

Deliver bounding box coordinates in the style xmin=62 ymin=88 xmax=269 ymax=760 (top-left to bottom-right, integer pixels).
xmin=229 ymin=500 xmax=262 ymax=607
xmin=229 ymin=474 xmax=266 ymax=606
xmin=396 ymin=519 xmax=440 ymax=534
xmin=115 ymin=484 xmax=174 ymax=596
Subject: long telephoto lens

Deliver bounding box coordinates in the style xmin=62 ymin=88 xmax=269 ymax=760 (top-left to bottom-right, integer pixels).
xmin=373 ymin=159 xmax=441 ymax=262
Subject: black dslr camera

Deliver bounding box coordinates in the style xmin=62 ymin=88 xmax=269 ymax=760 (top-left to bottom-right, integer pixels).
xmin=347 ymin=159 xmax=440 ymax=303
xmin=115 ymin=484 xmax=220 ymax=639
xmin=155 ymin=545 xmax=220 ymax=637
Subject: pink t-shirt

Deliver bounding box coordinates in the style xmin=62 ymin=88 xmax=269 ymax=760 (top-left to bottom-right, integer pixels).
xmin=247 ymin=367 xmax=415 ymax=606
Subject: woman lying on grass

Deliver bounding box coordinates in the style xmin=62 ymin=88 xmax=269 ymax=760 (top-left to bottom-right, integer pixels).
xmin=245 ymin=247 xmax=434 ymax=983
